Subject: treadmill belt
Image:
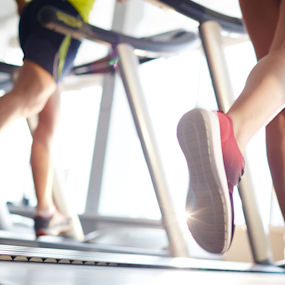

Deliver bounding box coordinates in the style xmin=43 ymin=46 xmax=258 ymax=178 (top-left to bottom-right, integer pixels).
xmin=0 ymin=244 xmax=283 ymax=274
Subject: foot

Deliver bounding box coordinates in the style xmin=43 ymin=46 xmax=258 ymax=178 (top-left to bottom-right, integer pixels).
xmin=34 ymin=210 xmax=72 ymax=238
xmin=177 ymin=108 xmax=244 ymax=254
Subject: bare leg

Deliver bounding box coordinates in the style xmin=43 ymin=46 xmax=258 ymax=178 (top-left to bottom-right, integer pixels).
xmin=228 ymin=0 xmax=285 ymax=152
xmin=0 ymin=58 xmax=59 ymax=214
xmin=266 ymin=110 xmax=285 ymax=219
xmin=233 ymin=0 xmax=285 ymax=220
xmin=0 ymin=59 xmax=56 ymax=131
xmin=239 ymin=0 xmax=279 ymax=60
xmin=31 ymin=88 xmax=60 ymax=214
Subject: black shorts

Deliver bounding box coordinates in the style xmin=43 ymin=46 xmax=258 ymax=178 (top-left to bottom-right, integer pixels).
xmin=19 ymin=0 xmax=82 ymax=82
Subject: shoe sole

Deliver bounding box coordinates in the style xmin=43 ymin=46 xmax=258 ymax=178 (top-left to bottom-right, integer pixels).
xmin=36 ymin=223 xmax=71 ymax=237
xmin=177 ymin=108 xmax=232 ymax=254
xmin=35 ymin=217 xmax=72 ymax=238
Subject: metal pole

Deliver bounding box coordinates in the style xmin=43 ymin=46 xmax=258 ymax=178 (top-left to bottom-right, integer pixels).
xmin=85 ymin=0 xmax=142 ymax=215
xmin=199 ymin=20 xmax=272 ymax=264
xmin=116 ymin=43 xmax=191 ymax=257
xmin=85 ymin=72 xmax=116 ymax=214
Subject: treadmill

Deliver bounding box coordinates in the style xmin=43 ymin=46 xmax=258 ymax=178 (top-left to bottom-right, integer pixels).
xmin=0 ymin=1 xmax=284 ymax=284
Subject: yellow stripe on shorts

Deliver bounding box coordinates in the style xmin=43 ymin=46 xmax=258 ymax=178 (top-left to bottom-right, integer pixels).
xmin=57 ymin=35 xmax=71 ymax=79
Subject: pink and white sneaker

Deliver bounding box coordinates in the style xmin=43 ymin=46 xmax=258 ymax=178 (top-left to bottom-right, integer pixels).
xmin=177 ymin=108 xmax=244 ymax=254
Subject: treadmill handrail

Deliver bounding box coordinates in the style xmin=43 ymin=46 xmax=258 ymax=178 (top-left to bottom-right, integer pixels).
xmin=38 ymin=6 xmax=199 ymax=55
xmin=0 ymin=62 xmax=19 ymax=74
xmin=157 ymin=0 xmax=245 ymax=34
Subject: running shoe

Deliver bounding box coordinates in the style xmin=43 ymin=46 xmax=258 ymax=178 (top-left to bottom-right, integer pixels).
xmin=34 ymin=211 xmax=72 ymax=237
xmin=177 ymin=108 xmax=244 ymax=254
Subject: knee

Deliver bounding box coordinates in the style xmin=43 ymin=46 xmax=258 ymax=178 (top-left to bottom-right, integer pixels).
xmin=12 ymin=61 xmax=57 ymax=117
xmin=20 ymin=90 xmax=53 ymax=118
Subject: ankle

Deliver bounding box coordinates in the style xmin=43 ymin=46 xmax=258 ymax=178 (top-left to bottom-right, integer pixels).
xmin=226 ymin=113 xmax=245 ymax=153
xmin=36 ymin=204 xmax=56 ymax=217
xmin=217 ymin=111 xmax=245 ymax=189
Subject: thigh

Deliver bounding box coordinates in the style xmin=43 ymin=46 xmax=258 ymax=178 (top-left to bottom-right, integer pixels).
xmin=239 ymin=0 xmax=280 ymax=59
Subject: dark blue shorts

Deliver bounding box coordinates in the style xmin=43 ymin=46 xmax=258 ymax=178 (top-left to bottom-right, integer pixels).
xmin=19 ymin=0 xmax=82 ymax=82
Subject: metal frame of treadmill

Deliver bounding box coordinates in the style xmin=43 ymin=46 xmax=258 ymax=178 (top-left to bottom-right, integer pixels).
xmin=0 ymin=244 xmax=283 ymax=273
